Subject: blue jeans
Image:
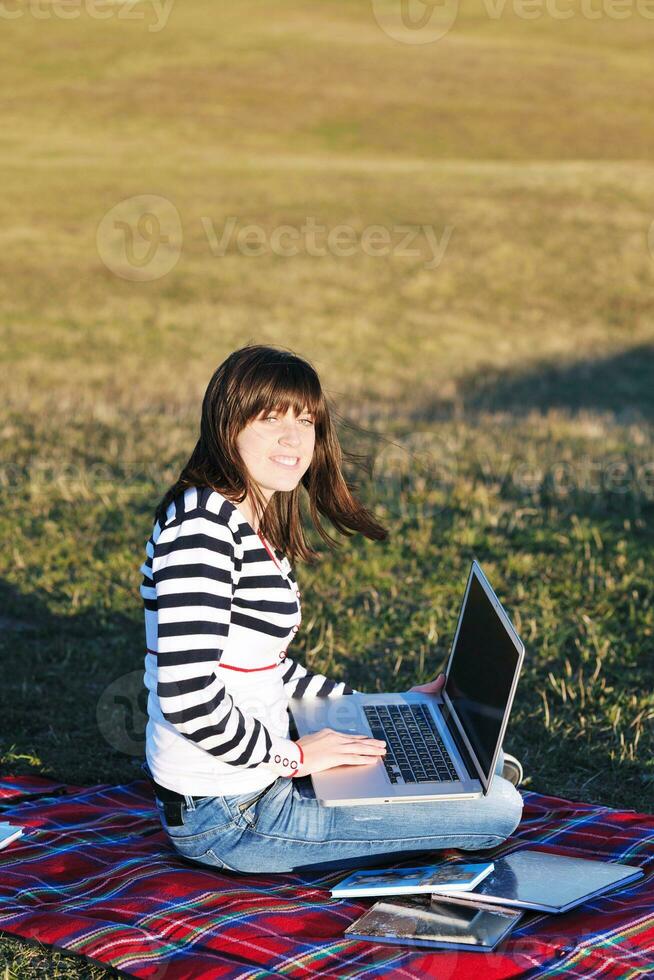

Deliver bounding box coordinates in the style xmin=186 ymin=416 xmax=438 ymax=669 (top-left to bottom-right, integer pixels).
xmin=146 ymin=749 xmax=523 ymax=874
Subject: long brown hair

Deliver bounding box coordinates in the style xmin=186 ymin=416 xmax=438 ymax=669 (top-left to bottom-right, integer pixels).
xmin=154 ymin=344 xmax=388 ymax=563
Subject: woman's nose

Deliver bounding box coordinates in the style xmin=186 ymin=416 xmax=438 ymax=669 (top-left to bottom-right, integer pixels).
xmin=278 ymin=427 xmax=301 ymax=447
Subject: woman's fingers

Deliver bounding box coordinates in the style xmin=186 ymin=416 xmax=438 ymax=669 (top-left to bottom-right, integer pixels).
xmin=336 ymin=735 xmax=386 ymax=747
xmin=335 ymin=754 xmax=386 ymax=766
xmin=343 ymin=737 xmax=385 ymax=746
xmin=338 ymin=742 xmax=386 ymax=755
xmin=324 ymin=731 xmax=385 ymax=749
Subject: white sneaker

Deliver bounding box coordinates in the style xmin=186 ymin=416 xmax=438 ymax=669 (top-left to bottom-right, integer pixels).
xmin=501 ymin=753 xmax=524 ymax=787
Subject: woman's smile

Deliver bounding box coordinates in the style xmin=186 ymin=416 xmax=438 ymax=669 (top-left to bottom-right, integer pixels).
xmin=270 ymin=455 xmax=301 ymax=468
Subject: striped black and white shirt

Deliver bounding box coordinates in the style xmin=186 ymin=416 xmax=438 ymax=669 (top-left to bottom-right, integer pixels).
xmin=140 ymin=485 xmax=354 ymax=796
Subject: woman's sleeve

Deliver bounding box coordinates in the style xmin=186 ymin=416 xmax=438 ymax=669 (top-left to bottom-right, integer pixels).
xmin=280 ymin=656 xmax=358 ymax=698
xmin=153 ymin=508 xmax=302 ymax=777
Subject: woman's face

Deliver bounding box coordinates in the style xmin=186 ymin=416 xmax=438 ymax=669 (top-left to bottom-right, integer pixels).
xmin=235 ymin=404 xmax=316 ymax=502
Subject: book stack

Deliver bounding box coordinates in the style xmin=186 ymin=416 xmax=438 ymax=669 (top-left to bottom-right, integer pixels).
xmin=332 ymin=851 xmax=644 ymax=952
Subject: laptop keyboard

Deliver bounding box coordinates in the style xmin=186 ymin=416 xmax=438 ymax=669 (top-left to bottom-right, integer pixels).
xmin=363 ymin=703 xmax=459 ymax=785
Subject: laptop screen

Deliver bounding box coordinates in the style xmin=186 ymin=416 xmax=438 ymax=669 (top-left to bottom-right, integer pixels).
xmin=444 ymin=567 xmax=522 ymax=784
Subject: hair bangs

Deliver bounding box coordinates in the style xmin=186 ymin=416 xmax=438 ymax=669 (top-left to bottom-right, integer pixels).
xmin=245 ymin=358 xmax=324 ymax=424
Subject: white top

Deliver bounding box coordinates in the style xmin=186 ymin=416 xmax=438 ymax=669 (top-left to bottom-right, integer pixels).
xmin=140 ymin=485 xmax=354 ymax=796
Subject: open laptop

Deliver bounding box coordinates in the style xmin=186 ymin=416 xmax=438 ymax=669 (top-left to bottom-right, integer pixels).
xmin=288 ymin=560 xmax=525 ymax=806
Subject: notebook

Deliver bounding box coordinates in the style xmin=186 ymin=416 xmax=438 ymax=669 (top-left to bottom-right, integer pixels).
xmin=332 ymin=861 xmax=494 ymax=898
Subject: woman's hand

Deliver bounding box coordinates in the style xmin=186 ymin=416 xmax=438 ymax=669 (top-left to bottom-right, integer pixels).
xmin=294 ymin=728 xmax=386 ymax=777
xmin=408 ymin=672 xmax=446 ymax=695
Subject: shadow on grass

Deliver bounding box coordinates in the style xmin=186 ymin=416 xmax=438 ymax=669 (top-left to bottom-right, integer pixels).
xmin=0 ymin=578 xmax=146 ymax=786
xmin=411 ymin=344 xmax=654 ymax=422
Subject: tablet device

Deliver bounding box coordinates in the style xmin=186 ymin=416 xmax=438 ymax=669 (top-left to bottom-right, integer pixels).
xmin=432 ymin=849 xmax=644 ymax=913
xmin=344 ymin=894 xmax=523 ymax=951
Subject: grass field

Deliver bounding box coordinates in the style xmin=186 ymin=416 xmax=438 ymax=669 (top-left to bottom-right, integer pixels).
xmin=1 ymin=0 xmax=654 ymax=974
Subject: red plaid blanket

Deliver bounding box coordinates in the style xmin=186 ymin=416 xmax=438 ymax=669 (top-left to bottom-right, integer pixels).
xmin=0 ymin=774 xmax=652 ymax=978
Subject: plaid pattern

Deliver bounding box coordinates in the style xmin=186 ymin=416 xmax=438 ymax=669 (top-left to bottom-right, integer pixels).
xmin=0 ymin=774 xmax=652 ymax=978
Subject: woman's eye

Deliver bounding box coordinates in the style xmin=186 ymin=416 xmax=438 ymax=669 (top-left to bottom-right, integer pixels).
xmin=299 ymin=418 xmax=314 ymax=426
